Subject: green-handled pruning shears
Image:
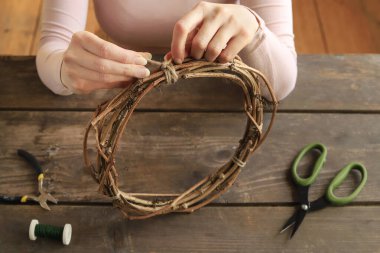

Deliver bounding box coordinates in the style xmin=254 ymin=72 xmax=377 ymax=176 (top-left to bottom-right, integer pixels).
xmin=280 ymin=142 xmax=367 ymax=239
xmin=0 ymin=149 xmax=58 ymax=210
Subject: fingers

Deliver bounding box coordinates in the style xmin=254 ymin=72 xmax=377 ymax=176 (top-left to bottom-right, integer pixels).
xmin=61 ymin=31 xmax=156 ymax=94
xmin=204 ymin=22 xmax=237 ymax=62
xmin=138 ymin=51 xmax=153 ymax=60
xmin=190 ymin=11 xmax=226 ymax=60
xmin=72 ymin=31 xmax=147 ymax=65
xmin=65 ymin=45 xmax=150 ymax=79
xmin=65 ymin=61 xmax=135 ymax=83
xmin=217 ymin=35 xmax=249 ymax=63
xmin=61 ymin=59 xmax=137 ymax=94
xmin=171 ymin=3 xmax=205 ymax=64
xmin=164 ymin=51 xmax=172 ymax=61
xmin=170 ymin=3 xmax=260 ymax=66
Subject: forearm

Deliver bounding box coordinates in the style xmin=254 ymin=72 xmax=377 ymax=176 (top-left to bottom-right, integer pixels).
xmin=36 ymin=0 xmax=89 ymax=95
xmin=239 ymin=22 xmax=297 ymax=101
xmin=36 ymin=43 xmax=69 ymax=95
xmin=238 ymin=1 xmax=297 ymax=101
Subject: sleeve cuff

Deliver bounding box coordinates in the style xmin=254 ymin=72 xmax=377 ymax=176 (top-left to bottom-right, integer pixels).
xmin=36 ymin=48 xmax=74 ymax=96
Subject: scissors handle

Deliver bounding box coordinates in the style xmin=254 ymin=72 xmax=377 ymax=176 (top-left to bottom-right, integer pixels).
xmin=326 ymin=162 xmax=367 ymax=205
xmin=292 ymin=143 xmax=327 ymax=187
xmin=17 ymin=149 xmax=43 ymax=178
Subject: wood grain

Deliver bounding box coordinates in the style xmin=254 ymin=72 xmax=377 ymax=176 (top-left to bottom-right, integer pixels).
xmin=0 ymin=54 xmax=378 ymax=251
xmin=0 ymin=111 xmax=378 ymax=203
xmin=0 ymin=55 xmax=379 ymax=111
xmin=316 ymin=0 xmax=379 ymax=53
xmin=0 ymin=0 xmax=42 ymax=55
xmin=0 ymin=205 xmax=379 ymax=252
xmin=361 ymin=0 xmax=380 ymax=54
xmin=293 ymin=0 xmax=327 ymax=53
xmin=29 ymin=8 xmax=41 ymax=55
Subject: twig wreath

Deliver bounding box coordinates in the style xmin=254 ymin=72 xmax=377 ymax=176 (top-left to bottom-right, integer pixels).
xmin=83 ymin=54 xmax=278 ymax=220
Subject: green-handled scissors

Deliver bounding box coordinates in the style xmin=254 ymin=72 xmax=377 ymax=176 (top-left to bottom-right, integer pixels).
xmin=280 ymin=142 xmax=367 ymax=239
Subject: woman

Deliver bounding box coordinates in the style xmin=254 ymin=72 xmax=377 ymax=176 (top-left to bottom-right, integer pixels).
xmin=36 ymin=0 xmax=297 ymax=101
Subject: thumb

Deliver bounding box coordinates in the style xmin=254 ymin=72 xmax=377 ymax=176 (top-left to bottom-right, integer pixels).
xmin=164 ymin=51 xmax=172 ymax=61
xmin=164 ymin=51 xmax=190 ymax=63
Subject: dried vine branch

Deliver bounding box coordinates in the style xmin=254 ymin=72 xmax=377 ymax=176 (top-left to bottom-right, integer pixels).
xmin=83 ymin=55 xmax=278 ymax=220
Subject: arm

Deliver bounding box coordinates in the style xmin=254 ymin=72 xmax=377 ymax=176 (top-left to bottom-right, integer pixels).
xmin=170 ymin=0 xmax=297 ymax=101
xmin=36 ymin=0 xmax=89 ymax=95
xmin=36 ymin=0 xmax=150 ymax=95
xmin=239 ymin=0 xmax=297 ymax=101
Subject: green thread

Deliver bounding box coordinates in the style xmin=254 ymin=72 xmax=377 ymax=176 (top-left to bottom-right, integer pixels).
xmin=34 ymin=224 xmax=64 ymax=241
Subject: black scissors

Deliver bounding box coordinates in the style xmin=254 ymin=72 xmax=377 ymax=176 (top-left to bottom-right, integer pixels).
xmin=280 ymin=142 xmax=367 ymax=239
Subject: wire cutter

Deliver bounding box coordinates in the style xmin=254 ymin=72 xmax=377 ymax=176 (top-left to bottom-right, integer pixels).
xmin=0 ymin=149 xmax=58 ymax=210
xmin=280 ymin=142 xmax=367 ymax=239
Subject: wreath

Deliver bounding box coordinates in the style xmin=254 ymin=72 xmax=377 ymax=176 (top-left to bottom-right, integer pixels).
xmin=83 ymin=55 xmax=278 ymax=220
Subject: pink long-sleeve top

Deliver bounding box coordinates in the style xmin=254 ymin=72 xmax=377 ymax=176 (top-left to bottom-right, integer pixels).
xmin=36 ymin=0 xmax=297 ymax=101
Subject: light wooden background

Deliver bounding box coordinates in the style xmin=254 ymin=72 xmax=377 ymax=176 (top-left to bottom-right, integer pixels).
xmin=0 ymin=0 xmax=379 ymax=55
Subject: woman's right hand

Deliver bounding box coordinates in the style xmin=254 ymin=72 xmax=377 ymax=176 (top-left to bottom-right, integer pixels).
xmin=60 ymin=31 xmax=151 ymax=94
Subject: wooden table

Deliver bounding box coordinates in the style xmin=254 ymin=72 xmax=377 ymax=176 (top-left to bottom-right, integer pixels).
xmin=0 ymin=55 xmax=379 ymax=252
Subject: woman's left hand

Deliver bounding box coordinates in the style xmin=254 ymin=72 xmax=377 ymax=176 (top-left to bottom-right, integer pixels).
xmin=169 ymin=1 xmax=259 ymax=64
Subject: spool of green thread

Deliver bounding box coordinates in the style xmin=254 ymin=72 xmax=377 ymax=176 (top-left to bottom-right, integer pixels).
xmin=29 ymin=219 xmax=72 ymax=245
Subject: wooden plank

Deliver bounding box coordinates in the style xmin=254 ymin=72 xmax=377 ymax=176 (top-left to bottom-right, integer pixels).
xmin=316 ymin=0 xmax=379 ymax=53
xmin=0 ymin=205 xmax=378 ymax=252
xmin=361 ymin=0 xmax=380 ymax=54
xmin=0 ymin=0 xmax=42 ymax=55
xmin=0 ymin=111 xmax=378 ymax=203
xmin=29 ymin=0 xmax=42 ymax=55
xmin=293 ymin=0 xmax=327 ymax=53
xmin=0 ymin=55 xmax=379 ymax=111
xmin=362 ymin=0 xmax=380 ymax=21
xmin=282 ymin=54 xmax=380 ymax=111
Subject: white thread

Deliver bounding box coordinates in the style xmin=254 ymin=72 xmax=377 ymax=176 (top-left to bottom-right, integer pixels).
xmin=232 ymin=156 xmax=246 ymax=168
xmin=112 ymin=190 xmax=121 ymax=200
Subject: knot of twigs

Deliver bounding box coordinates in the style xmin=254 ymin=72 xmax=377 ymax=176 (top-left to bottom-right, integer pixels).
xmin=159 ymin=58 xmax=179 ymax=84
xmin=83 ymin=55 xmax=278 ymax=220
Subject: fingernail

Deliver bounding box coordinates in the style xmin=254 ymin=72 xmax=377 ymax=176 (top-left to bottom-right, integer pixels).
xmin=174 ymin=58 xmax=182 ymax=64
xmin=144 ymin=52 xmax=152 ymax=60
xmin=138 ymin=68 xmax=150 ymax=78
xmin=135 ymin=56 xmax=147 ymax=65
xmin=138 ymin=52 xmax=152 ymax=60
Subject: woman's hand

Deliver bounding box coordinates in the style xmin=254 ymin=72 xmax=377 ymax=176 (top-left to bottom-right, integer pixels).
xmin=61 ymin=31 xmax=151 ymax=94
xmin=170 ymin=1 xmax=259 ymax=64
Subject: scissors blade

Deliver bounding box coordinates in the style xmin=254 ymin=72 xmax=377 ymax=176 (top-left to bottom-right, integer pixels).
xmin=280 ymin=211 xmax=298 ymax=234
xmin=290 ymin=209 xmax=307 ymax=239
xmin=39 ymin=201 xmax=51 ymax=211
xmin=45 ymin=193 xmax=58 ymax=204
